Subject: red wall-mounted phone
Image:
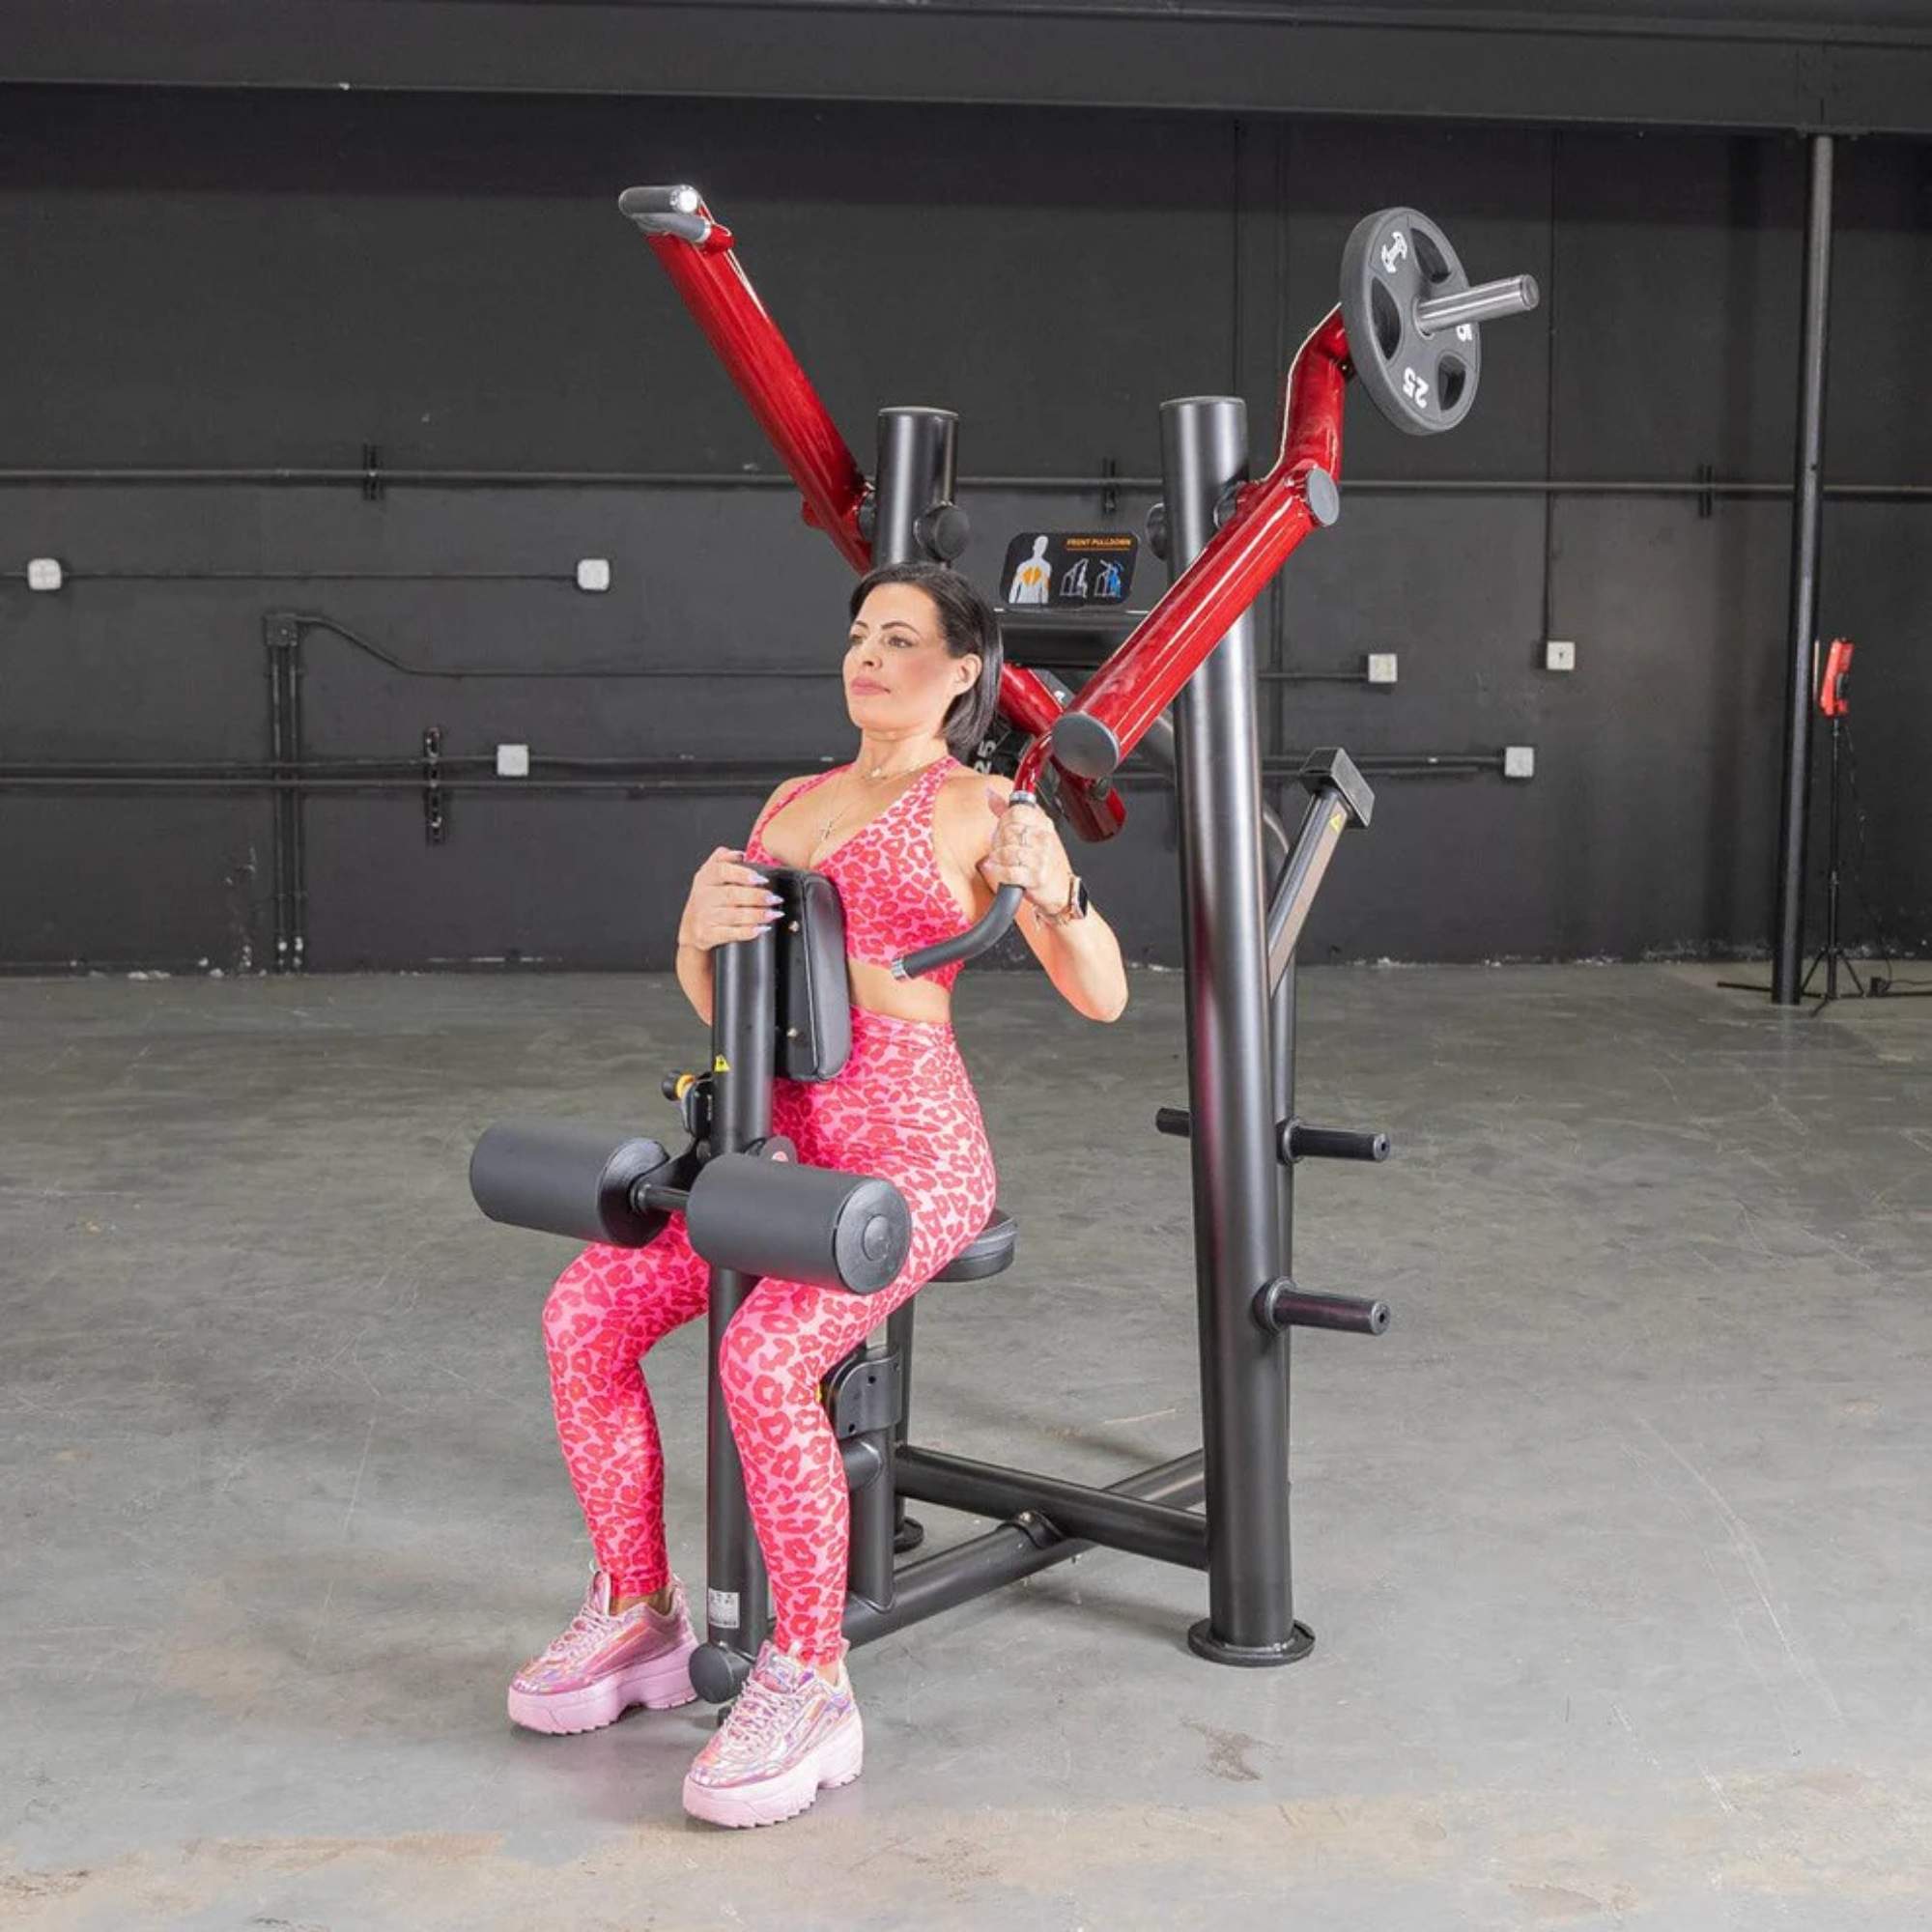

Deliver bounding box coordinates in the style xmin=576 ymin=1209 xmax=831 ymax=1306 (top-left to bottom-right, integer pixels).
xmin=1818 ymin=637 xmax=1854 ymax=718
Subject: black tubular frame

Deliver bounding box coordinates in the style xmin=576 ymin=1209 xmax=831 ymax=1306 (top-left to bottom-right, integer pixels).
xmin=695 ymin=938 xmax=778 ymax=1699
xmin=1158 ymin=397 xmax=1310 ymax=1663
xmin=664 ymin=397 xmax=1365 ymax=1682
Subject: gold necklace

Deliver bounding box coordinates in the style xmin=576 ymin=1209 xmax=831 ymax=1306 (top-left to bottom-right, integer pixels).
xmin=811 ymin=753 xmax=947 ymax=859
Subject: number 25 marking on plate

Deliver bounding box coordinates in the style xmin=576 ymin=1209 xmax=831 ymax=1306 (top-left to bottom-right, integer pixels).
xmin=1402 ymin=366 xmax=1431 ymax=408
xmin=1379 ymin=230 xmax=1409 ymax=274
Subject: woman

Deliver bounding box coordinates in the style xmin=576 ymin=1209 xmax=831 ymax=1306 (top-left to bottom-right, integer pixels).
xmin=510 ymin=560 xmax=1129 ymax=1828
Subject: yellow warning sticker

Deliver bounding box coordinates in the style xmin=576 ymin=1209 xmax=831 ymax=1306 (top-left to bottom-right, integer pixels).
xmin=1330 ymin=806 xmax=1348 ymax=834
xmin=713 ymin=1054 xmax=731 ymax=1074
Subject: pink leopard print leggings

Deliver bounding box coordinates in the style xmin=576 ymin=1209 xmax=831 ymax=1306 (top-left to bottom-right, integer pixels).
xmin=542 ymin=1007 xmax=997 ymax=1666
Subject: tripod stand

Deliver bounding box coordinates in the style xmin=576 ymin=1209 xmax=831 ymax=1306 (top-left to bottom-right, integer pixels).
xmin=1797 ymin=708 xmax=1863 ymax=1011
xmin=1722 ymin=636 xmax=1932 ymax=1008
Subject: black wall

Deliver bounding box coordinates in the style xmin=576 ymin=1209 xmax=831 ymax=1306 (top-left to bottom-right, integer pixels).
xmin=2 ymin=87 xmax=1927 ymax=972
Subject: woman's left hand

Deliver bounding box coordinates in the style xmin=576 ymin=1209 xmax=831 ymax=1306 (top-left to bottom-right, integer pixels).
xmin=978 ymin=786 xmax=1074 ymax=914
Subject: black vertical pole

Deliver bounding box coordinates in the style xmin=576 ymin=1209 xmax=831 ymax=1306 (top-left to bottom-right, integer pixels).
xmin=264 ymin=614 xmax=293 ymax=976
xmin=287 ymin=631 xmax=307 ymax=973
xmin=886 ymin=1298 xmax=922 ymax=1549
xmin=872 ymin=408 xmax=958 ymax=566
xmin=694 ymin=935 xmax=776 ymax=1698
xmin=1160 ymin=396 xmax=1310 ymax=1666
xmin=1773 ymin=133 xmax=1834 ymax=1006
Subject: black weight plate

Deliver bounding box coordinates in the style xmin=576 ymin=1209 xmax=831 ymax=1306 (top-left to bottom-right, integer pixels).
xmin=1339 ymin=207 xmax=1482 ymax=437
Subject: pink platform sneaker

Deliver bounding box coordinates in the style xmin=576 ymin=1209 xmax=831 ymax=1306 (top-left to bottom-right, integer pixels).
xmin=681 ymin=1642 xmax=864 ymax=1829
xmin=507 ymin=1571 xmax=698 ymax=1734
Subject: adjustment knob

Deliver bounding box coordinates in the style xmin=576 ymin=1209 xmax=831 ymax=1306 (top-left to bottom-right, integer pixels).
xmin=1146 ymin=501 xmax=1169 ymax=560
xmin=916 ymin=501 xmax=971 ymax=561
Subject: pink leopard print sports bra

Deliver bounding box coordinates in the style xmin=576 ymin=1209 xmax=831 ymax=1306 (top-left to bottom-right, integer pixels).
xmin=745 ymin=755 xmax=976 ymax=992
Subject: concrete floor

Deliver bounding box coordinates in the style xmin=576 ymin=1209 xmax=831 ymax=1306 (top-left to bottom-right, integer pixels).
xmin=2 ymin=962 xmax=1929 ymax=1930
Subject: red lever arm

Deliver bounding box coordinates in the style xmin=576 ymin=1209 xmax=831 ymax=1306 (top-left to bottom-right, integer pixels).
xmin=622 ymin=185 xmax=1127 ymax=841
xmin=899 ymin=310 xmax=1352 ymax=980
xmin=624 ymin=187 xmax=872 ymax=571
xmin=994 ymin=664 xmax=1125 ymax=843
xmin=1011 ymin=308 xmax=1349 ymax=797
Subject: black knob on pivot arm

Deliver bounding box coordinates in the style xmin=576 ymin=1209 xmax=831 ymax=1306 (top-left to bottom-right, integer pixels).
xmin=916 ymin=501 xmax=972 ymax=562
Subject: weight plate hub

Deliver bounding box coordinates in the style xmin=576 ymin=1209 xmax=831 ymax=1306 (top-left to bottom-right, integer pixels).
xmin=1340 ymin=208 xmax=1481 ymax=438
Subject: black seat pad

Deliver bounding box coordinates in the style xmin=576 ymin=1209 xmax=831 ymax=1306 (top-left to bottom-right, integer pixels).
xmin=932 ymin=1208 xmax=1017 ymax=1283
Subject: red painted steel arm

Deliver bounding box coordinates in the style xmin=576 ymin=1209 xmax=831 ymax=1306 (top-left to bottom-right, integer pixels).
xmin=895 ymin=308 xmax=1353 ymax=980
xmin=622 ymin=186 xmax=872 ymax=571
xmin=1011 ymin=307 xmax=1350 ymax=798
xmin=622 ymin=185 xmax=1126 ymax=840
xmin=995 ymin=664 xmax=1128 ymax=842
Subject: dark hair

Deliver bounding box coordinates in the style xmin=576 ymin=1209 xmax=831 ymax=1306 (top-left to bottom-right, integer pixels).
xmin=848 ymin=561 xmax=1003 ymax=766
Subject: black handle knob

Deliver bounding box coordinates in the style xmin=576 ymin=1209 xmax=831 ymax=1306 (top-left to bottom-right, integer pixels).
xmin=916 ymin=501 xmax=971 ymax=562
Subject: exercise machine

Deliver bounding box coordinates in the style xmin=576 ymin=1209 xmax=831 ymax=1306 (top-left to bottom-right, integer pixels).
xmin=470 ymin=192 xmax=1537 ymax=1694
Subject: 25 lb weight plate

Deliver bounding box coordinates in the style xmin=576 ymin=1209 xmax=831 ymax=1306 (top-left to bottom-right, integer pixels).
xmin=1339 ymin=208 xmax=1481 ymax=438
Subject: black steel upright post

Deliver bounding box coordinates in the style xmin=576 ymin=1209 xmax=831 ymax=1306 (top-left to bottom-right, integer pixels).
xmin=1159 ymin=397 xmax=1309 ymax=1665
xmin=262 ymin=612 xmax=306 ymax=975
xmin=871 ymin=408 xmax=961 ymax=566
xmin=699 ymin=934 xmax=777 ymax=1692
xmin=264 ymin=615 xmax=293 ymax=975
xmin=865 ymin=401 xmax=957 ymax=1565
xmin=1774 ymin=133 xmax=1835 ymax=1006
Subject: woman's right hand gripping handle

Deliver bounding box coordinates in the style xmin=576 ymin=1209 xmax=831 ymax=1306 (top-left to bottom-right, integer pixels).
xmin=677 ymin=847 xmax=784 ymax=952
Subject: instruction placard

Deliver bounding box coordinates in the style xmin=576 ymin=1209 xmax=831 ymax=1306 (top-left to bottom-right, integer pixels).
xmin=1001 ymin=531 xmax=1138 ymax=610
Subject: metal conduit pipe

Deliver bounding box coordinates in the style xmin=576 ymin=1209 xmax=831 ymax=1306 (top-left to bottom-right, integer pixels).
xmin=0 ymin=757 xmax=1505 ymax=796
xmin=2 ymin=468 xmax=1929 ymax=498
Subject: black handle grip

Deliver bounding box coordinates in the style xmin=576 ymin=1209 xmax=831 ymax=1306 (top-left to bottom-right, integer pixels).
xmin=1282 ymin=1121 xmax=1392 ymax=1163
xmin=618 ymin=184 xmax=712 ymax=244
xmin=894 ymin=884 xmax=1023 ymax=980
xmin=1254 ymin=1279 xmax=1391 ymax=1336
xmin=892 ymin=787 xmax=1037 ymax=980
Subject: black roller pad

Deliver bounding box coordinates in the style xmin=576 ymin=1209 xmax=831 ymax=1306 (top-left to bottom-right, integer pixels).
xmin=685 ymin=1151 xmax=911 ymax=1294
xmin=469 ymin=1122 xmax=671 ymax=1247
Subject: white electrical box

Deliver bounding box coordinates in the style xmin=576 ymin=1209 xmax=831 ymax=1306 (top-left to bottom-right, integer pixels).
xmin=1545 ymin=639 xmax=1577 ymax=672
xmin=1366 ymin=652 xmax=1399 ymax=685
xmin=27 ymin=557 xmax=63 ymax=592
xmin=497 ymin=743 xmax=531 ymax=779
xmin=576 ymin=557 xmax=611 ymax=593
xmin=1503 ymin=745 xmax=1537 ymax=780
